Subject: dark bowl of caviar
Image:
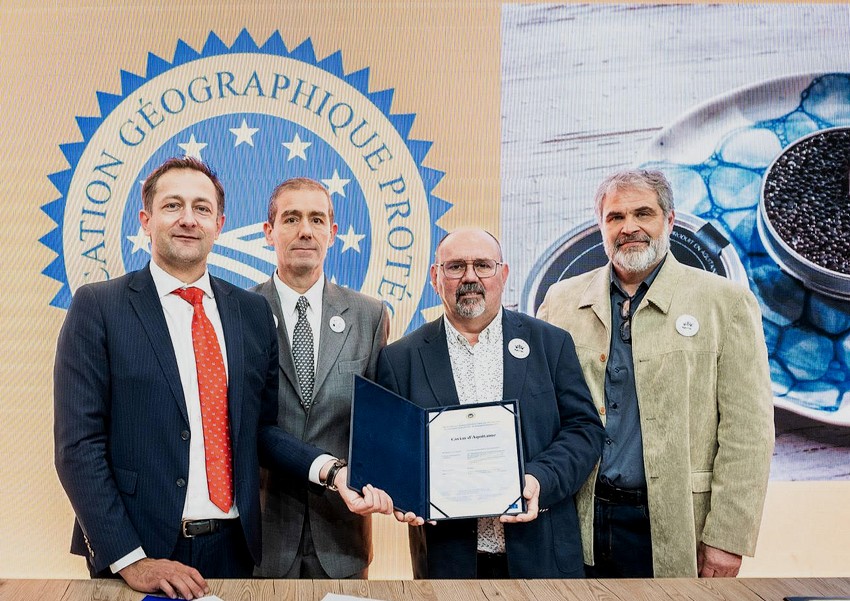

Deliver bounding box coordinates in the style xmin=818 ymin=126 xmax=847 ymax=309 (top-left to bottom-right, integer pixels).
xmin=758 ymin=126 xmax=850 ymax=300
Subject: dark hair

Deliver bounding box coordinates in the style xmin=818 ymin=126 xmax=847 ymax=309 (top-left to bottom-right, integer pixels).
xmin=141 ymin=157 xmax=225 ymax=215
xmin=267 ymin=177 xmax=334 ymax=225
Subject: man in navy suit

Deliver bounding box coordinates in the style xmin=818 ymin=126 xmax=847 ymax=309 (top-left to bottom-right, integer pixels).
xmin=54 ymin=157 xmax=391 ymax=599
xmin=378 ymin=227 xmax=605 ymax=579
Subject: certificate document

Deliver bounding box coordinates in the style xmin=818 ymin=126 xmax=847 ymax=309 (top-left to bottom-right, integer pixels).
xmin=427 ymin=402 xmax=525 ymax=520
xmin=348 ymin=376 xmax=526 ymax=521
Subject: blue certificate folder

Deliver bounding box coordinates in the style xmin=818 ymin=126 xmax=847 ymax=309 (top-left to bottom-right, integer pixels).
xmin=348 ymin=375 xmax=526 ymax=521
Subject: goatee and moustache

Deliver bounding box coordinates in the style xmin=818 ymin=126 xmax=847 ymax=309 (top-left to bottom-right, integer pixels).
xmin=455 ymin=282 xmax=487 ymax=318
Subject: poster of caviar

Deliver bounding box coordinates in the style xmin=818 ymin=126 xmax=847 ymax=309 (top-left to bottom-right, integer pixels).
xmin=502 ymin=3 xmax=850 ymax=480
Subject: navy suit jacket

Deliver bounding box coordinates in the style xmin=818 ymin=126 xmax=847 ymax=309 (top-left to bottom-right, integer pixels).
xmin=54 ymin=265 xmax=322 ymax=573
xmin=376 ymin=309 xmax=605 ymax=579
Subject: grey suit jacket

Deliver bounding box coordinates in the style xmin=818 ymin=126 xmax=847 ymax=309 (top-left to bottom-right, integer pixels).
xmin=253 ymin=277 xmax=389 ymax=578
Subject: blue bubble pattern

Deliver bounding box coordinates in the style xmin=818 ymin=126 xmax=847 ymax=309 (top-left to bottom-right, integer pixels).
xmin=641 ymin=74 xmax=850 ymax=414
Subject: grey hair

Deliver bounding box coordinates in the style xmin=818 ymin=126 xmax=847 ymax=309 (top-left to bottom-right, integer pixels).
xmin=593 ymin=169 xmax=674 ymax=220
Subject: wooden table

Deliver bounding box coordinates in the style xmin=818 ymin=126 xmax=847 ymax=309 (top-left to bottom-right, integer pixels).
xmin=3 ymin=578 xmax=850 ymax=601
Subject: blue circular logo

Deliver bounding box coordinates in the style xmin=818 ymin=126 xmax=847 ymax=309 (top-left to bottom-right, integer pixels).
xmin=42 ymin=30 xmax=449 ymax=337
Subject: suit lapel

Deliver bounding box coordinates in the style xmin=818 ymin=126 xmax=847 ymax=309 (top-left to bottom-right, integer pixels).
xmin=418 ymin=318 xmax=460 ymax=407
xmin=213 ymin=277 xmax=243 ymax=446
xmin=313 ymin=281 xmax=350 ymax=401
xmin=127 ymin=265 xmax=189 ymax=425
xmin=579 ymin=265 xmax=613 ymax=337
xmin=256 ymin=278 xmax=302 ymax=403
xmin=501 ymin=310 xmax=529 ymax=402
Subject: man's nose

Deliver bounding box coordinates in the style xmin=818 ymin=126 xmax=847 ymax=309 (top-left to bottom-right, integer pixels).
xmin=297 ymin=219 xmax=314 ymax=238
xmin=177 ymin=207 xmax=197 ymax=226
xmin=621 ymin=215 xmax=639 ymax=234
xmin=460 ymin=263 xmax=480 ymax=282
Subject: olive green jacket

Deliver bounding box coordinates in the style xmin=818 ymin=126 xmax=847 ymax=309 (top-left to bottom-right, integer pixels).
xmin=537 ymin=254 xmax=774 ymax=577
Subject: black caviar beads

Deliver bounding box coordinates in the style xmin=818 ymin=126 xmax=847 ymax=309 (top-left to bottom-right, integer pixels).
xmin=762 ymin=128 xmax=850 ymax=275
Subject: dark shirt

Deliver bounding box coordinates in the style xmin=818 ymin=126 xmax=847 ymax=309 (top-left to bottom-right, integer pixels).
xmin=598 ymin=259 xmax=665 ymax=490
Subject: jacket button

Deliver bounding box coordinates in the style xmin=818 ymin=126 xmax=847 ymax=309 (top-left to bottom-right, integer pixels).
xmin=599 ymin=353 xmax=606 ymax=362
xmin=181 ymin=430 xmax=190 ymax=441
xmin=176 ymin=478 xmax=186 ymax=487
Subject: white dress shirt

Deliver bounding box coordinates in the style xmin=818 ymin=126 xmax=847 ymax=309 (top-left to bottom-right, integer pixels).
xmin=111 ymin=260 xmax=238 ymax=573
xmin=272 ymin=271 xmax=324 ymax=371
xmin=271 ymin=272 xmax=333 ymax=484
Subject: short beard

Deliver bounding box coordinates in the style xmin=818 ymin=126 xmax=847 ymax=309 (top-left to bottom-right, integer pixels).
xmin=455 ymin=282 xmax=486 ymax=319
xmin=607 ymin=222 xmax=670 ymax=274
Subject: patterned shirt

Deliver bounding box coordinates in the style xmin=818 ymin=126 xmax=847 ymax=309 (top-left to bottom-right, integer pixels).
xmin=444 ymin=309 xmax=506 ymax=554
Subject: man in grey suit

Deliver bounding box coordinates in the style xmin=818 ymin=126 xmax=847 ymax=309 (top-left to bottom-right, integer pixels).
xmin=253 ymin=177 xmax=390 ymax=579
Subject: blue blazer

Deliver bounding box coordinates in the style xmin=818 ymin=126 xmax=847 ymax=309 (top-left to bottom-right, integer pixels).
xmin=376 ymin=309 xmax=605 ymax=579
xmin=54 ymin=264 xmax=322 ymax=573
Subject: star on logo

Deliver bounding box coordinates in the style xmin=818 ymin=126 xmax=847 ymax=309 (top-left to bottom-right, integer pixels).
xmin=322 ymin=170 xmax=351 ymax=197
xmin=337 ymin=225 xmax=366 ymax=254
xmin=229 ymin=119 xmax=259 ymax=147
xmin=178 ymin=134 xmax=208 ymax=159
xmin=126 ymin=226 xmax=150 ymax=254
xmin=282 ymin=132 xmax=311 ymax=161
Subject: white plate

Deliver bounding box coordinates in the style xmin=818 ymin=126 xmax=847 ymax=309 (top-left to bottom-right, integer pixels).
xmin=636 ymin=73 xmax=850 ymax=426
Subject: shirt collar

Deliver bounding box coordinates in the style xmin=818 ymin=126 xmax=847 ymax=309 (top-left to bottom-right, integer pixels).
xmin=610 ymin=255 xmax=667 ymax=299
xmin=444 ymin=308 xmax=503 ymax=348
xmin=273 ymin=271 xmax=324 ymax=314
xmin=149 ymin=259 xmax=214 ymax=300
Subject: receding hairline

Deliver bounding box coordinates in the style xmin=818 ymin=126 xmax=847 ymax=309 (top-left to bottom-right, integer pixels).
xmin=267 ymin=177 xmax=334 ymax=225
xmin=434 ymin=228 xmax=504 ymax=262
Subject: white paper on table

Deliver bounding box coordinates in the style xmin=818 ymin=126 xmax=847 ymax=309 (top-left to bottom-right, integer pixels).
xmin=321 ymin=593 xmax=386 ymax=601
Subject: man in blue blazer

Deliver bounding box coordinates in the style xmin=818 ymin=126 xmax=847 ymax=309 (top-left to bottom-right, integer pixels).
xmin=54 ymin=157 xmax=391 ymax=599
xmin=378 ymin=227 xmax=605 ymax=579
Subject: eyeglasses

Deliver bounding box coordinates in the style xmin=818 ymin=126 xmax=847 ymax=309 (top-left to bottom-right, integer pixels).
xmin=436 ymin=259 xmax=503 ymax=279
xmin=619 ymin=297 xmax=632 ymax=344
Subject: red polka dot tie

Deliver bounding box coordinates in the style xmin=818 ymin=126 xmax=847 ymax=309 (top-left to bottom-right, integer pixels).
xmin=174 ymin=287 xmax=233 ymax=512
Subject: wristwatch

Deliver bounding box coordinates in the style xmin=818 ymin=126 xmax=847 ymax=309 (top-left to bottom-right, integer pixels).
xmin=323 ymin=459 xmax=347 ymax=492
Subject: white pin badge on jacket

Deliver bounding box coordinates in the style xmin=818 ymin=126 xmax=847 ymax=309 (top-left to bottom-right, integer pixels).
xmin=508 ymin=338 xmax=530 ymax=359
xmin=675 ymin=314 xmax=699 ymax=337
xmin=329 ymin=315 xmax=346 ymax=333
